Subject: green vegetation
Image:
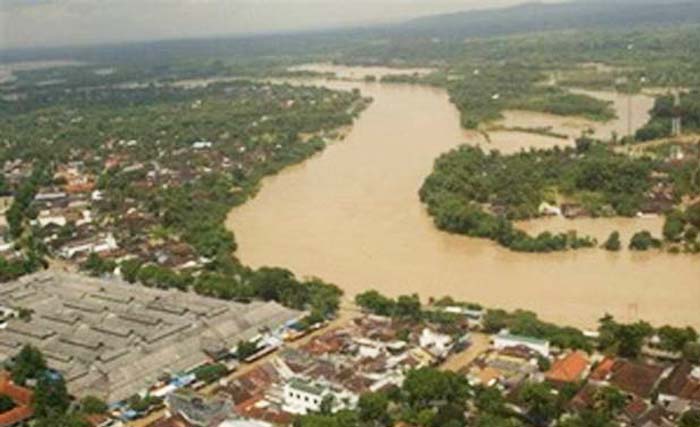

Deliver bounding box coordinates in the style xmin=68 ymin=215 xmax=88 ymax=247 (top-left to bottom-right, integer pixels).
xmin=127 ymin=394 xmax=163 ymax=413
xmin=597 ymin=315 xmax=700 ymax=360
xmin=236 ymin=339 xmax=260 ymax=360
xmin=636 ymin=91 xmax=700 ymax=141
xmin=662 ymin=202 xmax=700 ymax=253
xmin=2 ymin=74 xmax=365 ymax=315
xmin=602 ymin=231 xmax=621 ymax=251
xmin=79 ymin=396 xmax=109 ymax=415
xmin=681 ymin=410 xmax=700 ymax=427
xmin=445 ymin=64 xmax=615 ymax=129
xmin=419 ymin=142 xmax=659 ymax=252
xmin=483 ymin=309 xmax=592 ymax=352
xmin=598 ymin=315 xmax=653 ymax=358
xmin=355 ymin=291 xmax=422 ymax=321
xmin=628 ymin=230 xmax=662 ymax=251
xmin=0 ymin=394 xmax=15 ymax=413
xmin=192 ymin=363 xmax=229 ymax=383
xmin=10 ymin=344 xmax=47 ymax=385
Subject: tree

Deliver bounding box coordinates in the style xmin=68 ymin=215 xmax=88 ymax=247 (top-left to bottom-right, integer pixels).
xmin=319 ymin=395 xmax=335 ymax=415
xmin=684 ymin=342 xmax=700 ymax=363
xmin=663 ymin=211 xmax=686 ymax=242
xmin=680 ymin=410 xmax=700 ymax=427
xmin=686 ymin=202 xmax=700 ymax=228
xmin=476 ymin=414 xmax=522 ymax=427
xmin=357 ymin=392 xmax=390 ymax=426
xmin=34 ymin=413 xmax=90 ymax=427
xmin=355 ymin=291 xmax=395 ymax=317
xmin=0 ymin=394 xmax=15 ymax=413
xmin=432 ymin=402 xmax=467 ymax=427
xmin=474 ymin=386 xmax=506 ymax=414
xmin=296 ymin=410 xmax=358 ymax=427
xmin=657 ymin=325 xmax=698 ymax=352
xmin=119 ymin=259 xmax=142 ymax=283
xmin=393 ymin=294 xmax=422 ymax=321
xmin=629 ymin=231 xmax=661 ymax=251
xmin=11 ymin=344 xmax=47 ymax=385
xmin=598 ymin=315 xmax=652 ymax=358
xmin=236 ymin=339 xmax=259 ymax=360
xmin=80 ymin=395 xmax=108 ymax=414
xmin=519 ymin=382 xmax=558 ymax=426
xmin=34 ymin=373 xmax=71 ymax=418
xmin=602 ymin=231 xmax=621 ymax=251
xmin=193 ymin=363 xmax=228 ymax=383
xmin=592 ymin=386 xmax=626 ymax=418
xmin=402 ymin=368 xmax=469 ymax=409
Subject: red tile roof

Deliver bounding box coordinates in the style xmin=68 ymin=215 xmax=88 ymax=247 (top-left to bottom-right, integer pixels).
xmin=609 ymin=360 xmax=665 ymax=398
xmin=545 ymin=351 xmax=589 ymax=384
xmin=624 ymin=397 xmax=649 ymax=420
xmin=658 ymin=361 xmax=700 ymax=402
xmin=589 ymin=357 xmax=616 ymax=381
xmin=0 ymin=371 xmax=34 ymax=427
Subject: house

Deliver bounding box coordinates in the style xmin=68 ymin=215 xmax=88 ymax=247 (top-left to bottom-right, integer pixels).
xmin=418 ymin=328 xmax=453 ymax=358
xmin=164 ymin=392 xmax=232 ymax=427
xmin=59 ymin=233 xmax=118 ymax=259
xmin=538 ymin=202 xmax=562 ymax=217
xmin=561 ymin=203 xmax=589 ymax=219
xmin=589 ymin=356 xmax=616 ymax=382
xmin=657 ymin=361 xmax=700 ymax=408
xmin=493 ymin=331 xmax=550 ymax=357
xmin=282 ymin=377 xmax=357 ymax=415
xmin=34 ymin=191 xmax=67 ymax=203
xmin=605 ymin=360 xmax=665 ymax=399
xmin=0 ymin=371 xmax=34 ymax=427
xmin=34 ymin=209 xmax=67 ymax=228
xmin=545 ymin=351 xmax=590 ymax=387
xmin=193 ymin=141 xmax=213 ymax=150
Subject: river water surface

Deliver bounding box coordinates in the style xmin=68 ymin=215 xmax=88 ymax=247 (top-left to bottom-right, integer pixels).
xmin=227 ymin=66 xmax=700 ymax=330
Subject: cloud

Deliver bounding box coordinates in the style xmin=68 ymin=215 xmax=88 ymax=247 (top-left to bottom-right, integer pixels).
xmin=0 ymin=0 xmax=539 ymax=50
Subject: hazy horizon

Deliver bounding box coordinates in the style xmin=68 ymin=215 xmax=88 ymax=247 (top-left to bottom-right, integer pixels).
xmin=0 ymin=0 xmax=559 ymax=51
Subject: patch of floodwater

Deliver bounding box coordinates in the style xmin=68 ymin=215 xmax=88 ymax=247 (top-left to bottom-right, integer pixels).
xmin=228 ymin=64 xmax=700 ymax=330
xmin=289 ymin=63 xmax=436 ymax=81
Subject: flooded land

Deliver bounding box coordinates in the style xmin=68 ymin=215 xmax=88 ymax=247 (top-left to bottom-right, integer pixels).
xmin=226 ymin=66 xmax=700 ymax=330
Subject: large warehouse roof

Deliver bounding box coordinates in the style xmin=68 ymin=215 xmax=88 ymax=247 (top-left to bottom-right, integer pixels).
xmin=0 ymin=271 xmax=301 ymax=403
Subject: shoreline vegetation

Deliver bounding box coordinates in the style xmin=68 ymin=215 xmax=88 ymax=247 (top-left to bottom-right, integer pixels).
xmin=0 ymin=74 xmax=371 ymax=322
xmin=420 ymin=138 xmax=700 ymax=253
xmin=354 ymin=289 xmax=700 ymax=362
xmin=0 ymin=3 xmax=699 ymax=332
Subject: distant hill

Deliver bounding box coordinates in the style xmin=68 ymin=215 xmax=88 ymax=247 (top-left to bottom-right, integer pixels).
xmin=398 ymin=0 xmax=700 ymax=39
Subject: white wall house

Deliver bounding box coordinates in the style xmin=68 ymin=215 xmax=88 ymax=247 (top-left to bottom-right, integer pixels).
xmin=59 ymin=233 xmax=118 ymax=259
xmin=419 ymin=328 xmax=453 ymax=358
xmin=34 ymin=210 xmax=67 ymax=228
xmin=282 ymin=378 xmax=357 ymax=415
xmin=493 ymin=330 xmax=550 ymax=357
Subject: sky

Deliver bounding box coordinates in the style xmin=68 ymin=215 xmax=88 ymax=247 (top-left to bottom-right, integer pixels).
xmin=0 ymin=0 xmax=547 ymax=50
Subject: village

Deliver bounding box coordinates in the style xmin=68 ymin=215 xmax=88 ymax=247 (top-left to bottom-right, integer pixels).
xmin=132 ymin=296 xmax=700 ymax=427
xmin=0 ymin=80 xmax=368 ymax=282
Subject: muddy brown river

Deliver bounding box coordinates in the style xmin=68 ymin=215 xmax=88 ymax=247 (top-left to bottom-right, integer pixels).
xmin=226 ymin=66 xmax=700 ymax=330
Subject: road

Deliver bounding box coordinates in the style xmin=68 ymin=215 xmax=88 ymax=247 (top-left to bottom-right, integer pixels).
xmin=440 ymin=332 xmax=490 ymax=374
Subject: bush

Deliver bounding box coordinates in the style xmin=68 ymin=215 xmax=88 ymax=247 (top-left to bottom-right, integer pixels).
xmin=192 ymin=363 xmax=228 ymax=383
xmin=602 ymin=231 xmax=621 ymax=251
xmin=629 ymin=231 xmax=662 ymax=251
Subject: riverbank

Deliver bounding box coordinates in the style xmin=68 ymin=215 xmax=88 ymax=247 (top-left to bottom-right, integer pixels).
xmin=225 ymin=65 xmax=700 ymax=331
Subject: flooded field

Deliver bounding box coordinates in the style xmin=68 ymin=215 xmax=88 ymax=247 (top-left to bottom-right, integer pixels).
xmin=288 ymin=63 xmax=436 ymax=80
xmin=227 ymin=66 xmax=700 ymax=330
xmin=494 ymin=89 xmax=655 ymax=143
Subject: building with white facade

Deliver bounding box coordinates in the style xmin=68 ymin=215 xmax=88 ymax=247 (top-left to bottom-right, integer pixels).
xmin=282 ymin=377 xmax=357 ymax=415
xmin=492 ymin=330 xmax=550 ymax=357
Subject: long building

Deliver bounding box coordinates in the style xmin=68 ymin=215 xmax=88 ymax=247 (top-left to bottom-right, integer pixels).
xmin=0 ymin=271 xmax=302 ymax=403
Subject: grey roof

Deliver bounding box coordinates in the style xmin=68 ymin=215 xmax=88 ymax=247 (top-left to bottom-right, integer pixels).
xmin=0 ymin=271 xmax=301 ymax=403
